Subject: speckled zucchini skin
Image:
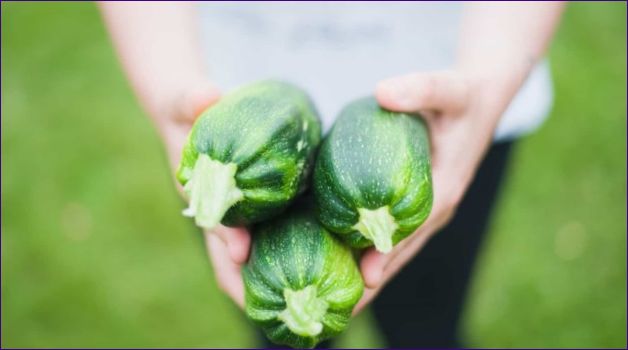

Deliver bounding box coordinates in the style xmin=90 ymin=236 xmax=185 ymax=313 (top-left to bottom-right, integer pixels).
xmin=177 ymin=80 xmax=321 ymax=227
xmin=243 ymin=206 xmax=364 ymax=348
xmin=313 ymin=97 xmax=433 ymax=249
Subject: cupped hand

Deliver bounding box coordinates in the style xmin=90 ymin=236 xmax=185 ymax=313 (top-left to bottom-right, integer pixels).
xmin=159 ymin=72 xmax=502 ymax=313
xmin=158 ymin=82 xmax=249 ymax=308
xmin=353 ymin=70 xmax=503 ymax=314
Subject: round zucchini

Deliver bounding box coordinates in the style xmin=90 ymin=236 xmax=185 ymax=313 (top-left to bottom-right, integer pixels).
xmin=313 ymin=97 xmax=433 ymax=253
xmin=177 ymin=80 xmax=321 ymax=230
xmin=243 ymin=206 xmax=364 ymax=348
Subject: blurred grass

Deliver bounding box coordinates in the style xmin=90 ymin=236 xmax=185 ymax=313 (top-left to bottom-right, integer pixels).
xmin=1 ymin=2 xmax=625 ymax=348
xmin=463 ymin=3 xmax=627 ymax=348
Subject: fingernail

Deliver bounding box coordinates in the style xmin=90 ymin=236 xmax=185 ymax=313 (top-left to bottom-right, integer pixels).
xmin=365 ymin=255 xmax=385 ymax=287
xmin=228 ymin=243 xmax=244 ymax=264
xmin=369 ymin=267 xmax=383 ymax=288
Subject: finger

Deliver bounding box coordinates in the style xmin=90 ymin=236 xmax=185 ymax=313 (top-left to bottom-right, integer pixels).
xmin=176 ymin=83 xmax=221 ymax=124
xmin=205 ymin=233 xmax=245 ymax=308
xmin=376 ymin=232 xmax=413 ymax=272
xmin=352 ymin=286 xmax=379 ymax=316
xmin=382 ymin=224 xmax=436 ymax=281
xmin=360 ymin=222 xmax=428 ymax=288
xmin=359 ymin=248 xmax=386 ymax=289
xmin=375 ymin=71 xmax=468 ymax=114
xmin=164 ymin=126 xmax=192 ymax=175
xmin=208 ymin=226 xmax=251 ymax=264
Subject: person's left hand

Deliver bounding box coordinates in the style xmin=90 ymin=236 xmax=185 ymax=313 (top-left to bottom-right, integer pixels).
xmin=353 ymin=70 xmax=504 ymax=314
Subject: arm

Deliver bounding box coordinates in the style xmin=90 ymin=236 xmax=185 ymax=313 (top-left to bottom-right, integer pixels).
xmin=357 ymin=1 xmax=565 ymax=312
xmin=99 ymin=2 xmax=219 ymax=168
xmin=99 ymin=2 xmax=247 ymax=307
xmin=456 ymin=1 xmax=565 ymax=129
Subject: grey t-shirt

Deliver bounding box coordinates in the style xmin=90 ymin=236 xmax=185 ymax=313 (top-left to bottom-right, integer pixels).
xmin=200 ymin=1 xmax=553 ymax=141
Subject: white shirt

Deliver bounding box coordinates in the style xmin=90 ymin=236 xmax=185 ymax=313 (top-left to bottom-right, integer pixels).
xmin=200 ymin=1 xmax=553 ymax=141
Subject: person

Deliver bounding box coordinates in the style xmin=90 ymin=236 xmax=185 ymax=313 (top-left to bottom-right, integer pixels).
xmin=100 ymin=2 xmax=564 ymax=347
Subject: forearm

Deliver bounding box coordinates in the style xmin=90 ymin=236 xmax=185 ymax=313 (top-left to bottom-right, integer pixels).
xmin=99 ymin=2 xmax=209 ymax=124
xmin=458 ymin=1 xmax=565 ymax=120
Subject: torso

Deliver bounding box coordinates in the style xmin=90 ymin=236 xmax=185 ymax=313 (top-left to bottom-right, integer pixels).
xmin=200 ymin=1 xmax=553 ymax=140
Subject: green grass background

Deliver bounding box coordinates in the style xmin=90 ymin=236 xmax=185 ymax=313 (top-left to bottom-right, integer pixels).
xmin=2 ymin=2 xmax=626 ymax=348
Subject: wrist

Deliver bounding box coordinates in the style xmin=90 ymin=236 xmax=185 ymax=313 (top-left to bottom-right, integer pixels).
xmin=458 ymin=62 xmax=529 ymax=135
xmin=458 ymin=53 xmax=534 ymax=114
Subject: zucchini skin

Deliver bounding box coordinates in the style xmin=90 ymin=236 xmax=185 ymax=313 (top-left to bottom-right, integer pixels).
xmin=177 ymin=80 xmax=321 ymax=227
xmin=243 ymin=204 xmax=364 ymax=348
xmin=313 ymin=97 xmax=433 ymax=250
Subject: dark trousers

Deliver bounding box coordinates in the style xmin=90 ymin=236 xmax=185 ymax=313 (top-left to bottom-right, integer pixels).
xmin=260 ymin=141 xmax=514 ymax=348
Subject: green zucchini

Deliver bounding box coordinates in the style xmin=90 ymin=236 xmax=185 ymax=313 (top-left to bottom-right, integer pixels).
xmin=313 ymin=97 xmax=433 ymax=253
xmin=243 ymin=204 xmax=364 ymax=348
xmin=176 ymin=80 xmax=321 ymax=230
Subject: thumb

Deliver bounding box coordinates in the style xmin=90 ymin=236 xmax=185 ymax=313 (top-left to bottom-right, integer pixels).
xmin=176 ymin=83 xmax=221 ymax=124
xmin=375 ymin=70 xmax=468 ymax=114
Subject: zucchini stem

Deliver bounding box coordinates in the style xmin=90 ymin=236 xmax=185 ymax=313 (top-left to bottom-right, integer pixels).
xmin=353 ymin=206 xmax=399 ymax=253
xmin=278 ymin=286 xmax=329 ymax=337
xmin=182 ymin=154 xmax=244 ymax=230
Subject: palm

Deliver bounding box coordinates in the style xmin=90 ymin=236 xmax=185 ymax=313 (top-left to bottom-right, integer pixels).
xmin=354 ymin=70 xmax=499 ymax=313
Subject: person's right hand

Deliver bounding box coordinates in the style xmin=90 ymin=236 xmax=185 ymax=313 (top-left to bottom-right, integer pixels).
xmin=155 ymin=81 xmax=249 ymax=308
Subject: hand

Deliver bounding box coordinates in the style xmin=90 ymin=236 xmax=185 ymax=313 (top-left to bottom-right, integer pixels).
xmin=354 ymin=70 xmax=504 ymax=313
xmin=156 ymin=81 xmax=249 ymax=308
